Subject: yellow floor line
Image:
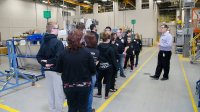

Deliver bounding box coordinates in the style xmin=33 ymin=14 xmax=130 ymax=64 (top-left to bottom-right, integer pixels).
xmin=178 ymin=54 xmax=190 ymax=62
xmin=96 ymin=49 xmax=158 ymax=112
xmin=0 ymin=104 xmax=20 ymax=112
xmin=63 ymin=101 xmax=68 ymax=107
xmin=178 ymin=55 xmax=198 ymax=112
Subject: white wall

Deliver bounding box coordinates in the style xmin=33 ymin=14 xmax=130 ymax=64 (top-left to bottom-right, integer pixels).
xmin=67 ymin=1 xmax=158 ymax=39
xmin=0 ymin=0 xmax=64 ymax=40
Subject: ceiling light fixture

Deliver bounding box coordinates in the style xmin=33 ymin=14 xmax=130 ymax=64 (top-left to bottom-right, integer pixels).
xmin=102 ymin=0 xmax=107 ymax=2
xmin=156 ymin=0 xmax=162 ymax=3
xmin=42 ymin=0 xmax=48 ymax=4
xmin=84 ymin=0 xmax=91 ymax=4
xmin=60 ymin=4 xmax=67 ymax=8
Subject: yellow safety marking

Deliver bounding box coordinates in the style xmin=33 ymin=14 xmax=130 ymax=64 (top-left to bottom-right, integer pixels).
xmin=96 ymin=49 xmax=158 ymax=112
xmin=63 ymin=101 xmax=68 ymax=107
xmin=0 ymin=104 xmax=20 ymax=112
xmin=178 ymin=54 xmax=190 ymax=62
xmin=178 ymin=55 xmax=198 ymax=112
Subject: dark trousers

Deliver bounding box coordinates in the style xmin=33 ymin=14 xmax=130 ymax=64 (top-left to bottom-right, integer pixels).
xmin=97 ymin=68 xmax=112 ymax=96
xmin=155 ymin=51 xmax=172 ymax=78
xmin=110 ymin=69 xmax=117 ymax=90
xmin=64 ymin=87 xmax=90 ymax=112
xmin=124 ymin=54 xmax=134 ymax=70
xmin=134 ymin=50 xmax=140 ymax=65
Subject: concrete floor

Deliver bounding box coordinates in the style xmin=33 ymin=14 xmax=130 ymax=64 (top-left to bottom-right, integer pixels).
xmin=0 ymin=46 xmax=200 ymax=112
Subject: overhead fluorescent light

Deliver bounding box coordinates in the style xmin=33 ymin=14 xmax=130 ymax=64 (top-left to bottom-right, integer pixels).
xmin=156 ymin=0 xmax=162 ymax=3
xmin=42 ymin=1 xmax=48 ymax=4
xmin=102 ymin=0 xmax=107 ymax=2
xmin=84 ymin=0 xmax=91 ymax=4
xmin=60 ymin=5 xmax=67 ymax=8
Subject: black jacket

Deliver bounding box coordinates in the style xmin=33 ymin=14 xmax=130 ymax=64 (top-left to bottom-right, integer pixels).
xmin=56 ymin=48 xmax=96 ymax=84
xmin=110 ymin=43 xmax=119 ymax=60
xmin=115 ymin=38 xmax=126 ymax=54
xmin=98 ymin=43 xmax=118 ymax=71
xmin=36 ymin=34 xmax=64 ymax=71
xmin=126 ymin=43 xmax=134 ymax=55
xmin=86 ymin=47 xmax=99 ymax=64
xmin=132 ymin=39 xmax=142 ymax=51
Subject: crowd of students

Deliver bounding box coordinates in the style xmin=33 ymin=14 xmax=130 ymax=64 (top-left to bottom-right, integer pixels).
xmin=36 ymin=21 xmax=142 ymax=112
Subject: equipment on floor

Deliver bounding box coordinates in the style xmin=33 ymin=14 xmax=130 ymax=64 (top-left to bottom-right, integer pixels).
xmin=190 ymin=33 xmax=200 ymax=64
xmin=0 ymin=34 xmax=46 ymax=92
xmin=0 ymin=40 xmax=35 ymax=92
xmin=175 ymin=25 xmax=184 ymax=54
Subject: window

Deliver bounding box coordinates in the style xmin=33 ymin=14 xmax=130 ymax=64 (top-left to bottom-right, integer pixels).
xmin=118 ymin=0 xmax=136 ymax=11
xmin=142 ymin=0 xmax=149 ymax=9
xmin=81 ymin=7 xmax=93 ymax=14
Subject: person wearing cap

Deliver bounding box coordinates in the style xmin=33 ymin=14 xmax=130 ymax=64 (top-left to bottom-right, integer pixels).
xmin=150 ymin=24 xmax=173 ymax=80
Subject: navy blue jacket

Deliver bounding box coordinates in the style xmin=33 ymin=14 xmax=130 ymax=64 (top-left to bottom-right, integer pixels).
xmin=36 ymin=34 xmax=64 ymax=71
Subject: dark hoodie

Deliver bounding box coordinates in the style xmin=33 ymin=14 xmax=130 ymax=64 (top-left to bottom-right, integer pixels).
xmin=36 ymin=34 xmax=64 ymax=71
xmin=98 ymin=43 xmax=118 ymax=71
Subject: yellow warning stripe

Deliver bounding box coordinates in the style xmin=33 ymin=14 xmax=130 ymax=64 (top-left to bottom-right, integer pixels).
xmin=178 ymin=55 xmax=198 ymax=112
xmin=0 ymin=104 xmax=20 ymax=112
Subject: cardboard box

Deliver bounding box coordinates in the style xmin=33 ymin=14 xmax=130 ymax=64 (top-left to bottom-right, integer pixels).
xmin=0 ymin=47 xmax=8 ymax=54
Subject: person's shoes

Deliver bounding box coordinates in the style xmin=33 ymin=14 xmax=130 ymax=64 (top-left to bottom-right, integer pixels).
xmin=110 ymin=88 xmax=118 ymax=92
xmin=93 ymin=94 xmax=102 ymax=98
xmin=135 ymin=64 xmax=138 ymax=67
xmin=120 ymin=74 xmax=126 ymax=78
xmin=150 ymin=75 xmax=159 ymax=80
xmin=92 ymin=108 xmax=95 ymax=112
xmin=130 ymin=69 xmax=133 ymax=72
xmin=105 ymin=95 xmax=110 ymax=99
xmin=160 ymin=77 xmax=168 ymax=81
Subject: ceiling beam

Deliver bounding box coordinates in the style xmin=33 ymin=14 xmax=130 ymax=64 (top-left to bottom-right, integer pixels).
xmin=124 ymin=0 xmax=136 ymax=8
xmin=63 ymin=0 xmax=92 ymax=9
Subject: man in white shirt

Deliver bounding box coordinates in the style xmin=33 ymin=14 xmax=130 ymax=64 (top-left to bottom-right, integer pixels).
xmin=150 ymin=24 xmax=173 ymax=80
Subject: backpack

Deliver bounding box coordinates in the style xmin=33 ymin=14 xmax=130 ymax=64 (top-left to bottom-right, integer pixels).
xmin=97 ymin=45 xmax=112 ymax=71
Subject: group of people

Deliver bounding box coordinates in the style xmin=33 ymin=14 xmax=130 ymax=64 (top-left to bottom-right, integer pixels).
xmin=36 ymin=21 xmax=143 ymax=112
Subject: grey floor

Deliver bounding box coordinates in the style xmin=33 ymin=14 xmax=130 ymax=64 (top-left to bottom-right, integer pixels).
xmin=0 ymin=46 xmax=200 ymax=112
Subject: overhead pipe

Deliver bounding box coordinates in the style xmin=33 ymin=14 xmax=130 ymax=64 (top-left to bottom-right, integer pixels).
xmin=64 ymin=0 xmax=92 ymax=9
xmin=124 ymin=0 xmax=136 ymax=8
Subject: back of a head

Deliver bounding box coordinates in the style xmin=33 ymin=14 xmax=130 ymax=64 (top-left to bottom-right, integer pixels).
xmin=67 ymin=29 xmax=83 ymax=51
xmin=90 ymin=24 xmax=96 ymax=31
xmin=84 ymin=32 xmax=97 ymax=48
xmin=46 ymin=21 xmax=58 ymax=33
xmin=126 ymin=30 xmax=131 ymax=34
xmin=161 ymin=24 xmax=169 ymax=29
xmin=102 ymin=32 xmax=111 ymax=42
xmin=105 ymin=26 xmax=111 ymax=31
xmin=76 ymin=22 xmax=85 ymax=31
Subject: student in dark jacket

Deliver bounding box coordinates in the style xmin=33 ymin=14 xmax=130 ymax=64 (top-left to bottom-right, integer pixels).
xmin=133 ymin=33 xmax=142 ymax=67
xmin=56 ymin=30 xmax=96 ymax=112
xmin=124 ymin=37 xmax=135 ymax=71
xmin=36 ymin=22 xmax=65 ymax=112
xmin=90 ymin=24 xmax=99 ymax=44
xmin=84 ymin=32 xmax=99 ymax=112
xmin=123 ymin=30 xmax=132 ymax=47
xmin=115 ymin=29 xmax=126 ymax=77
xmin=94 ymin=32 xmax=117 ymax=99
xmin=110 ymin=32 xmax=119 ymax=92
